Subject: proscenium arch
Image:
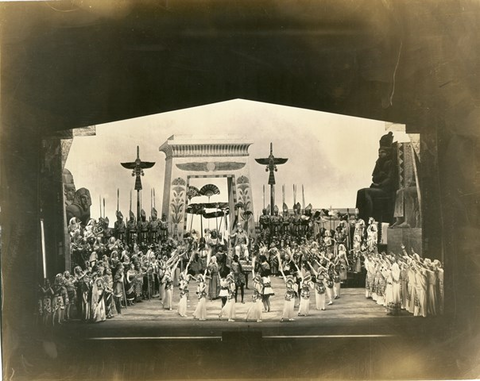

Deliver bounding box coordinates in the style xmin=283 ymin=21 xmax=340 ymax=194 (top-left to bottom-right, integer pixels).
xmin=1 ymin=1 xmax=479 ymax=378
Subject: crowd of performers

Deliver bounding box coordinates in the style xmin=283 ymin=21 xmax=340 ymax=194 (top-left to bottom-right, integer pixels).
xmin=36 ymin=206 xmax=444 ymax=326
xmin=364 ymin=245 xmax=444 ymax=317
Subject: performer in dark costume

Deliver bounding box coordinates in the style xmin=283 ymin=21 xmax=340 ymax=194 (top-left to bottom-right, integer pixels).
xmin=138 ymin=209 xmax=149 ymax=246
xmin=114 ymin=211 xmax=126 ymax=243
xmin=148 ymin=208 xmax=161 ymax=244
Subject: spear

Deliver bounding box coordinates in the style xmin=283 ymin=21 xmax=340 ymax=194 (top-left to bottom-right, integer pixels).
xmin=130 ymin=190 xmax=132 ymax=214
xmin=153 ymin=188 xmax=156 ymax=209
xmin=302 ymin=185 xmax=305 ymax=211
xmin=262 ymin=185 xmax=266 ymax=210
xmin=282 ymin=184 xmax=285 ymax=206
xmin=99 ymin=195 xmax=102 ymax=218
xmin=117 ymin=189 xmax=119 ymax=212
xmin=103 ymin=198 xmax=106 ymax=218
xmin=293 ymin=184 xmax=297 ymax=207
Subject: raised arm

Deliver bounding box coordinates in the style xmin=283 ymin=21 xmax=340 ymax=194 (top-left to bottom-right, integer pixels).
xmin=307 ymin=261 xmax=318 ymax=277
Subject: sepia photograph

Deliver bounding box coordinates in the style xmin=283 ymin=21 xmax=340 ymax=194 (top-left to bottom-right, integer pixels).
xmin=1 ymin=1 xmax=479 ymax=380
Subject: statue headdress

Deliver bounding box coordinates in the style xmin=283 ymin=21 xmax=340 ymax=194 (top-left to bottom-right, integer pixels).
xmin=379 ymin=131 xmax=394 ymax=150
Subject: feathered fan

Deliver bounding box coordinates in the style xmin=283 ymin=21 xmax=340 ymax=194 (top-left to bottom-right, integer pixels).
xmin=200 ymin=184 xmax=220 ymax=198
xmin=187 ymin=186 xmax=201 ymax=200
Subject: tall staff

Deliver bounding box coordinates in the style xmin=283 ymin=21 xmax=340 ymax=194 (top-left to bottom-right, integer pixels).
xmin=293 ymin=184 xmax=297 ymax=207
xmin=121 ymin=146 xmax=156 ymax=222
xmin=262 ymin=185 xmax=266 ymax=211
xmin=255 ymin=143 xmax=288 ymax=216
xmin=302 ymin=185 xmax=305 ymax=211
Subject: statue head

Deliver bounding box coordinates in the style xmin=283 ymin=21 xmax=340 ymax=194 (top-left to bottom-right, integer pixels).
xmin=73 ymin=188 xmax=92 ymax=211
xmin=116 ymin=210 xmax=123 ymax=221
xmin=141 ymin=209 xmax=146 ymax=221
xmin=63 ymin=169 xmax=76 ymax=205
xmin=151 ymin=208 xmax=158 ymax=220
xmin=379 ymin=131 xmax=394 ymax=148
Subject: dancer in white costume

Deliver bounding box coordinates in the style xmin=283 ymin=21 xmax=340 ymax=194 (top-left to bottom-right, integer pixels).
xmin=177 ymin=258 xmax=193 ymax=317
xmin=297 ymin=269 xmax=314 ymax=317
xmin=245 ymin=257 xmax=263 ymax=322
xmin=193 ymin=272 xmax=208 ymax=321
xmin=308 ymin=261 xmax=327 ymax=311
xmin=219 ymin=273 xmax=236 ymax=322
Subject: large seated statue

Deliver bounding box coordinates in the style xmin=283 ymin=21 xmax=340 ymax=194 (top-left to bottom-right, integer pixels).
xmin=356 ymin=132 xmax=398 ymax=224
xmin=66 ymin=188 xmax=92 ymax=226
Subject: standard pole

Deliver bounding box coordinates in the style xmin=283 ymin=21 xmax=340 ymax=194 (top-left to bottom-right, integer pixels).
xmin=137 ymin=190 xmax=141 ymax=222
xmin=270 ymin=184 xmax=275 ymax=216
xmin=40 ymin=218 xmax=47 ymax=279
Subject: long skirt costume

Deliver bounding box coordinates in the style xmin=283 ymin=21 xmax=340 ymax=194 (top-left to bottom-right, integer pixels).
xmin=177 ymin=279 xmax=189 ymax=317
xmin=375 ymin=270 xmax=386 ymax=306
xmin=383 ymin=267 xmax=393 ymax=308
xmin=437 ymin=268 xmax=444 ymax=315
xmin=125 ymin=270 xmax=137 ymax=304
xmin=389 ymin=263 xmax=402 ymax=315
xmin=245 ymin=278 xmax=263 ymax=322
xmin=426 ymin=269 xmax=437 ymax=316
xmin=281 ymin=278 xmax=297 ymax=320
xmin=208 ymin=264 xmax=220 ymax=299
xmin=315 ymin=278 xmax=326 ymax=310
xmin=298 ymin=281 xmax=313 ymax=316
xmin=338 ymin=257 xmax=348 ymax=281
xmin=193 ymin=281 xmax=207 ymax=320
xmin=91 ymin=277 xmax=106 ymax=323
xmin=414 ymin=269 xmax=427 ymax=317
xmin=163 ymin=274 xmax=174 ymax=310
xmin=325 ymin=275 xmax=334 ymax=304
xmin=333 ymin=273 xmax=341 ymax=298
xmin=364 ymin=258 xmax=375 ymax=298
xmin=400 ymin=267 xmax=408 ymax=310
xmin=220 ymin=278 xmax=236 ymax=320
xmin=407 ymin=268 xmax=416 ymax=314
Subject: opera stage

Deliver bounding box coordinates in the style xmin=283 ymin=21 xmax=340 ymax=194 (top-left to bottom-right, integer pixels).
xmin=18 ymin=277 xmax=465 ymax=381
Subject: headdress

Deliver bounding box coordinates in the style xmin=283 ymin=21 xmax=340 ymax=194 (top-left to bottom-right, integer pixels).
xmin=116 ymin=210 xmax=123 ymax=219
xmin=379 ymin=131 xmax=394 ymax=153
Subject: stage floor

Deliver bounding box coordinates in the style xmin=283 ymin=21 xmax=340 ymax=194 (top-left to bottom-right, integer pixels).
xmin=114 ymin=276 xmax=388 ymax=324
xmin=18 ymin=277 xmax=463 ymax=381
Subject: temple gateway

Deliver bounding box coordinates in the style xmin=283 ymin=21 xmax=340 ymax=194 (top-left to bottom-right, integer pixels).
xmin=159 ymin=135 xmax=255 ymax=238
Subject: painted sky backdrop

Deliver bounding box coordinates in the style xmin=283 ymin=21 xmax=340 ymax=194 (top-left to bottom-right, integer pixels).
xmin=66 ymin=99 xmax=409 ymax=222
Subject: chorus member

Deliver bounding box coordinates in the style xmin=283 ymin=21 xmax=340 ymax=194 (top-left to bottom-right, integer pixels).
xmin=177 ymin=259 xmax=193 ymax=317
xmin=207 ymin=256 xmax=220 ymax=300
xmin=231 ymin=255 xmax=246 ymax=303
xmin=52 ymin=273 xmax=69 ymax=325
xmin=113 ymin=263 xmax=124 ymax=314
xmin=219 ymin=273 xmax=236 ymax=322
xmin=279 ymin=265 xmax=297 ymax=322
xmin=193 ymin=273 xmax=208 ymax=321
xmin=308 ymin=261 xmax=327 ymax=311
xmin=298 ymin=269 xmax=314 ymax=317
xmin=245 ymin=257 xmax=263 ymax=323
